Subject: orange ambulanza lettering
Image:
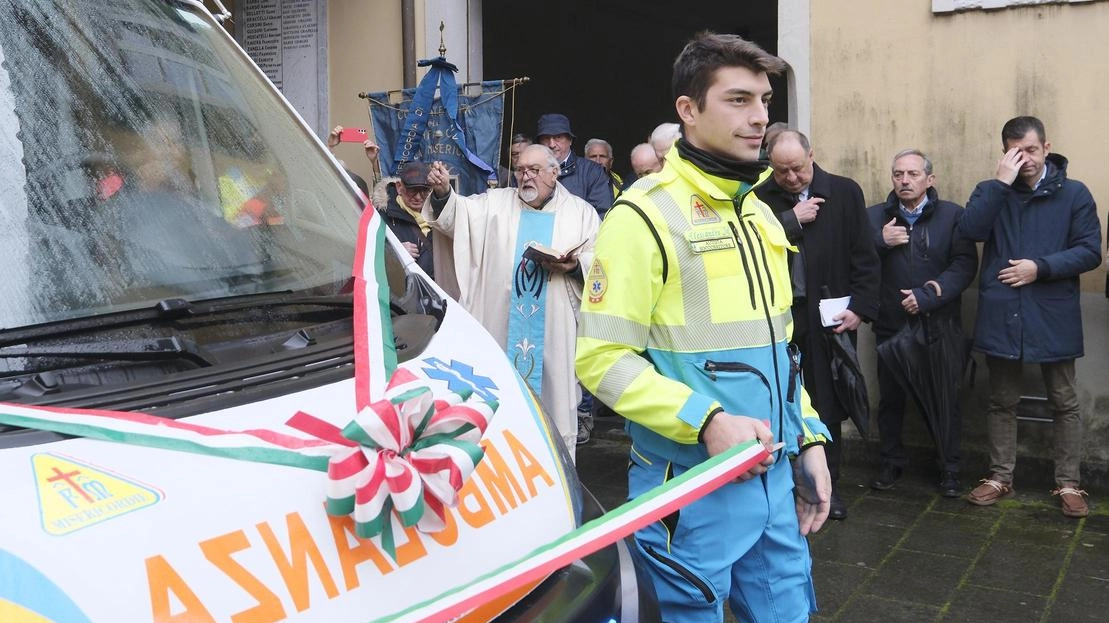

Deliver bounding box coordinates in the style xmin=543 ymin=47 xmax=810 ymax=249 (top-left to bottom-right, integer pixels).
xmin=503 ymin=429 xmax=554 ymax=496
xmin=425 ymin=504 xmax=459 ymax=547
xmin=145 ymin=554 xmax=216 ymax=623
xmin=475 ymin=439 xmax=525 ymax=513
xmin=394 ymin=522 xmax=429 ymax=566
xmin=326 ymin=512 xmax=394 ymax=591
xmin=257 ymin=512 xmax=340 ymax=612
xmin=199 ymin=530 xmax=286 ymax=623
xmin=456 ymin=478 xmax=495 ymax=529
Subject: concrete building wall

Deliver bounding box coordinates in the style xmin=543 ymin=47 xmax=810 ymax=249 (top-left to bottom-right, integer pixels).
xmin=808 ymin=0 xmax=1109 ymax=481
xmin=326 ymin=1 xmax=481 ymax=186
xmin=326 ymin=1 xmax=407 ymax=185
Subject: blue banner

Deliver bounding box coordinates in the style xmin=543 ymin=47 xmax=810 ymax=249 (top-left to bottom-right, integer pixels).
xmin=367 ymin=75 xmax=505 ymax=198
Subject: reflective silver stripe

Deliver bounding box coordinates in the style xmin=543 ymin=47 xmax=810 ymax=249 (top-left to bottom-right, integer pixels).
xmin=648 ymin=311 xmax=791 ymax=352
xmin=579 ymin=311 xmax=650 ymax=347
xmin=749 ymin=193 xmax=779 ymax=223
xmin=646 ymin=187 xmax=714 ymax=327
xmin=596 ymin=351 xmax=652 ymax=408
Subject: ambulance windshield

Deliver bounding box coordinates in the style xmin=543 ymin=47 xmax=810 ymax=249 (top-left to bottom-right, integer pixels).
xmin=0 ymin=0 xmax=362 ymax=330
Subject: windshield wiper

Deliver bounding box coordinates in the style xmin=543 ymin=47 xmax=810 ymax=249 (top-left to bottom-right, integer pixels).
xmin=154 ymin=294 xmax=354 ymax=317
xmin=0 ymin=292 xmax=352 ymax=347
xmin=0 ymin=336 xmax=214 ymax=366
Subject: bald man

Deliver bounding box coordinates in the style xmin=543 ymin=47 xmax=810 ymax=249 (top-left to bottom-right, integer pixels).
xmin=754 ymin=130 xmax=880 ymax=521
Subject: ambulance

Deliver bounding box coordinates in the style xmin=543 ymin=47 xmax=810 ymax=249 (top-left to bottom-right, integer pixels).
xmin=0 ymin=1 xmax=657 ymax=621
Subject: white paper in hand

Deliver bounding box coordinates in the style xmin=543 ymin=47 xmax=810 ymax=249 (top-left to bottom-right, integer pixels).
xmin=819 ymin=296 xmax=851 ymax=327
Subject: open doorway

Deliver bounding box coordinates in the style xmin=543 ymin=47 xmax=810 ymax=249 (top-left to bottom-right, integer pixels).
xmin=482 ymin=0 xmax=783 ymax=180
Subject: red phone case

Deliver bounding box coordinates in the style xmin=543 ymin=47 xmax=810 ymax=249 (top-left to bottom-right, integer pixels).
xmin=339 ymin=128 xmax=368 ymax=143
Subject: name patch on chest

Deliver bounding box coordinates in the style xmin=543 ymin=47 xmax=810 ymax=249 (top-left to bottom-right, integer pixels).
xmin=684 ymin=228 xmax=736 ymax=254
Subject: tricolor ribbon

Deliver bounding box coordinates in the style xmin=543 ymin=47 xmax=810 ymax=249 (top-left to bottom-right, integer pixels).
xmin=374 ymin=439 xmax=771 ymax=623
xmin=286 ymin=368 xmax=497 ymax=558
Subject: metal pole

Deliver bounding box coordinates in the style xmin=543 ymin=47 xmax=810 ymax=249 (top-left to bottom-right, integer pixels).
xmin=401 ymin=0 xmax=417 ymax=88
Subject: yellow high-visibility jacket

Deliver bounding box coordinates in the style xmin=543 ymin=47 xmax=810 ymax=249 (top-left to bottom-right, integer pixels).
xmin=575 ymin=148 xmax=830 ymax=466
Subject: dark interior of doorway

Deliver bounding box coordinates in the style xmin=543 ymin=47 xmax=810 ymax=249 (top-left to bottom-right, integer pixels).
xmin=482 ymin=0 xmax=784 ymax=180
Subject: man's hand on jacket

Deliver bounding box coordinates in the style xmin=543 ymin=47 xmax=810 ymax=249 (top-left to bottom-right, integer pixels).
xmin=793 ymin=197 xmax=823 ymax=225
xmin=999 ymin=258 xmax=1038 ymax=287
xmin=882 ymin=217 xmax=909 ymax=247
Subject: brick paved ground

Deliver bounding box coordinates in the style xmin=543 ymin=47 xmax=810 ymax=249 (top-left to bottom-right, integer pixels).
xmin=577 ymin=419 xmax=1108 ymax=623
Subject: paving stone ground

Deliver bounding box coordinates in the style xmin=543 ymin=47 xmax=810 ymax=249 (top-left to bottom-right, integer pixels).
xmin=576 ymin=418 xmax=1109 ymax=623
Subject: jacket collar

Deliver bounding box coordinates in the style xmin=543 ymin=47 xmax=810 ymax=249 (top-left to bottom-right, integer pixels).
xmin=664 ymin=146 xmax=773 ymax=205
xmin=558 ymin=152 xmax=579 ymax=178
xmin=1014 ymin=152 xmax=1069 ymax=194
xmin=807 ymin=163 xmax=833 ymax=199
xmin=883 ymin=186 xmax=940 ymax=219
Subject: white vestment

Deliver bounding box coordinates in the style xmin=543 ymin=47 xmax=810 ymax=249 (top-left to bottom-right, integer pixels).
xmin=423 ymin=184 xmax=599 ymax=457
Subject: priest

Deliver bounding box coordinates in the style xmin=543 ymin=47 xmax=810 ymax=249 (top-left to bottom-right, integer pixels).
xmin=423 ymin=145 xmax=600 ymax=457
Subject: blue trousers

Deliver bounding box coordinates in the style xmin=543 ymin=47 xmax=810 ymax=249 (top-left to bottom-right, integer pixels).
xmin=629 ymin=444 xmax=817 ymax=622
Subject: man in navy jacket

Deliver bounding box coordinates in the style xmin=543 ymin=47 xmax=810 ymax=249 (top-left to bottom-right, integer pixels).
xmin=535 ymin=114 xmax=612 ymax=218
xmin=867 ymin=149 xmax=977 ymax=498
xmin=960 ymin=116 xmax=1102 ymax=517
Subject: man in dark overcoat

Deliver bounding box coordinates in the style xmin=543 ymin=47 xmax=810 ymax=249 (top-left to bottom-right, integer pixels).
xmin=755 ymin=130 xmax=880 ymax=520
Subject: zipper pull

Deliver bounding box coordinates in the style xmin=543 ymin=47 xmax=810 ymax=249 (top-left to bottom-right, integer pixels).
xmin=703 ymin=360 xmax=717 ymax=381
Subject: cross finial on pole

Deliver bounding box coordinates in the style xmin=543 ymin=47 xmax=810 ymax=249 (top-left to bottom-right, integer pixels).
xmin=438 ymin=21 xmax=446 ymax=57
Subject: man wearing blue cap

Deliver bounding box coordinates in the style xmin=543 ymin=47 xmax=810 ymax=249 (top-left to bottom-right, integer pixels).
xmin=536 ymin=113 xmax=612 ymax=219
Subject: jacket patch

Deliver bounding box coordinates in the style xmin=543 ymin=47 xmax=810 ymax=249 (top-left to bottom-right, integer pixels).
xmin=690 ymin=195 xmax=720 ymax=224
xmin=587 ymin=259 xmax=608 ymax=303
xmin=684 ymin=228 xmax=736 ymax=254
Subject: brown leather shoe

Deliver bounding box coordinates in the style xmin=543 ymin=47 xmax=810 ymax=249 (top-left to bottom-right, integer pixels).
xmin=967 ymin=478 xmax=1013 ymax=506
xmin=1053 ymin=487 xmax=1089 ymax=518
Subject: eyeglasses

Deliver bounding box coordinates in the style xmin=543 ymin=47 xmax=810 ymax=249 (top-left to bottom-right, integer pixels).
xmin=513 ymin=165 xmax=545 ymax=179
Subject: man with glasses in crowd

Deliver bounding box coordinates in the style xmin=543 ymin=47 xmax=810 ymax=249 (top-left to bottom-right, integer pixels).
xmin=422 ymin=145 xmax=599 ymax=459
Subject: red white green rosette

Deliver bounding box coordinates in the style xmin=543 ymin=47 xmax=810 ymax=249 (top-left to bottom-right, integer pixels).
xmin=287 ymin=368 xmax=497 ymax=557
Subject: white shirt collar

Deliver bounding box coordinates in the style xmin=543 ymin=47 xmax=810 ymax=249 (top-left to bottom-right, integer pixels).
xmin=1033 ymin=165 xmax=1048 ymax=190
xmin=901 ymin=195 xmax=929 ymax=214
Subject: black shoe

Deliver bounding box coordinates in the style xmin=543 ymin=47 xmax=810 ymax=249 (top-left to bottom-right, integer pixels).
xmin=829 ymin=490 xmax=847 ymax=520
xmin=939 ymin=472 xmax=961 ymax=498
xmin=870 ymin=465 xmax=902 ymax=491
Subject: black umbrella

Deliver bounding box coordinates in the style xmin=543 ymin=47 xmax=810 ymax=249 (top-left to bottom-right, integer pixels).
xmin=876 ymin=313 xmax=966 ymax=466
xmin=824 ymin=329 xmax=870 ymax=437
